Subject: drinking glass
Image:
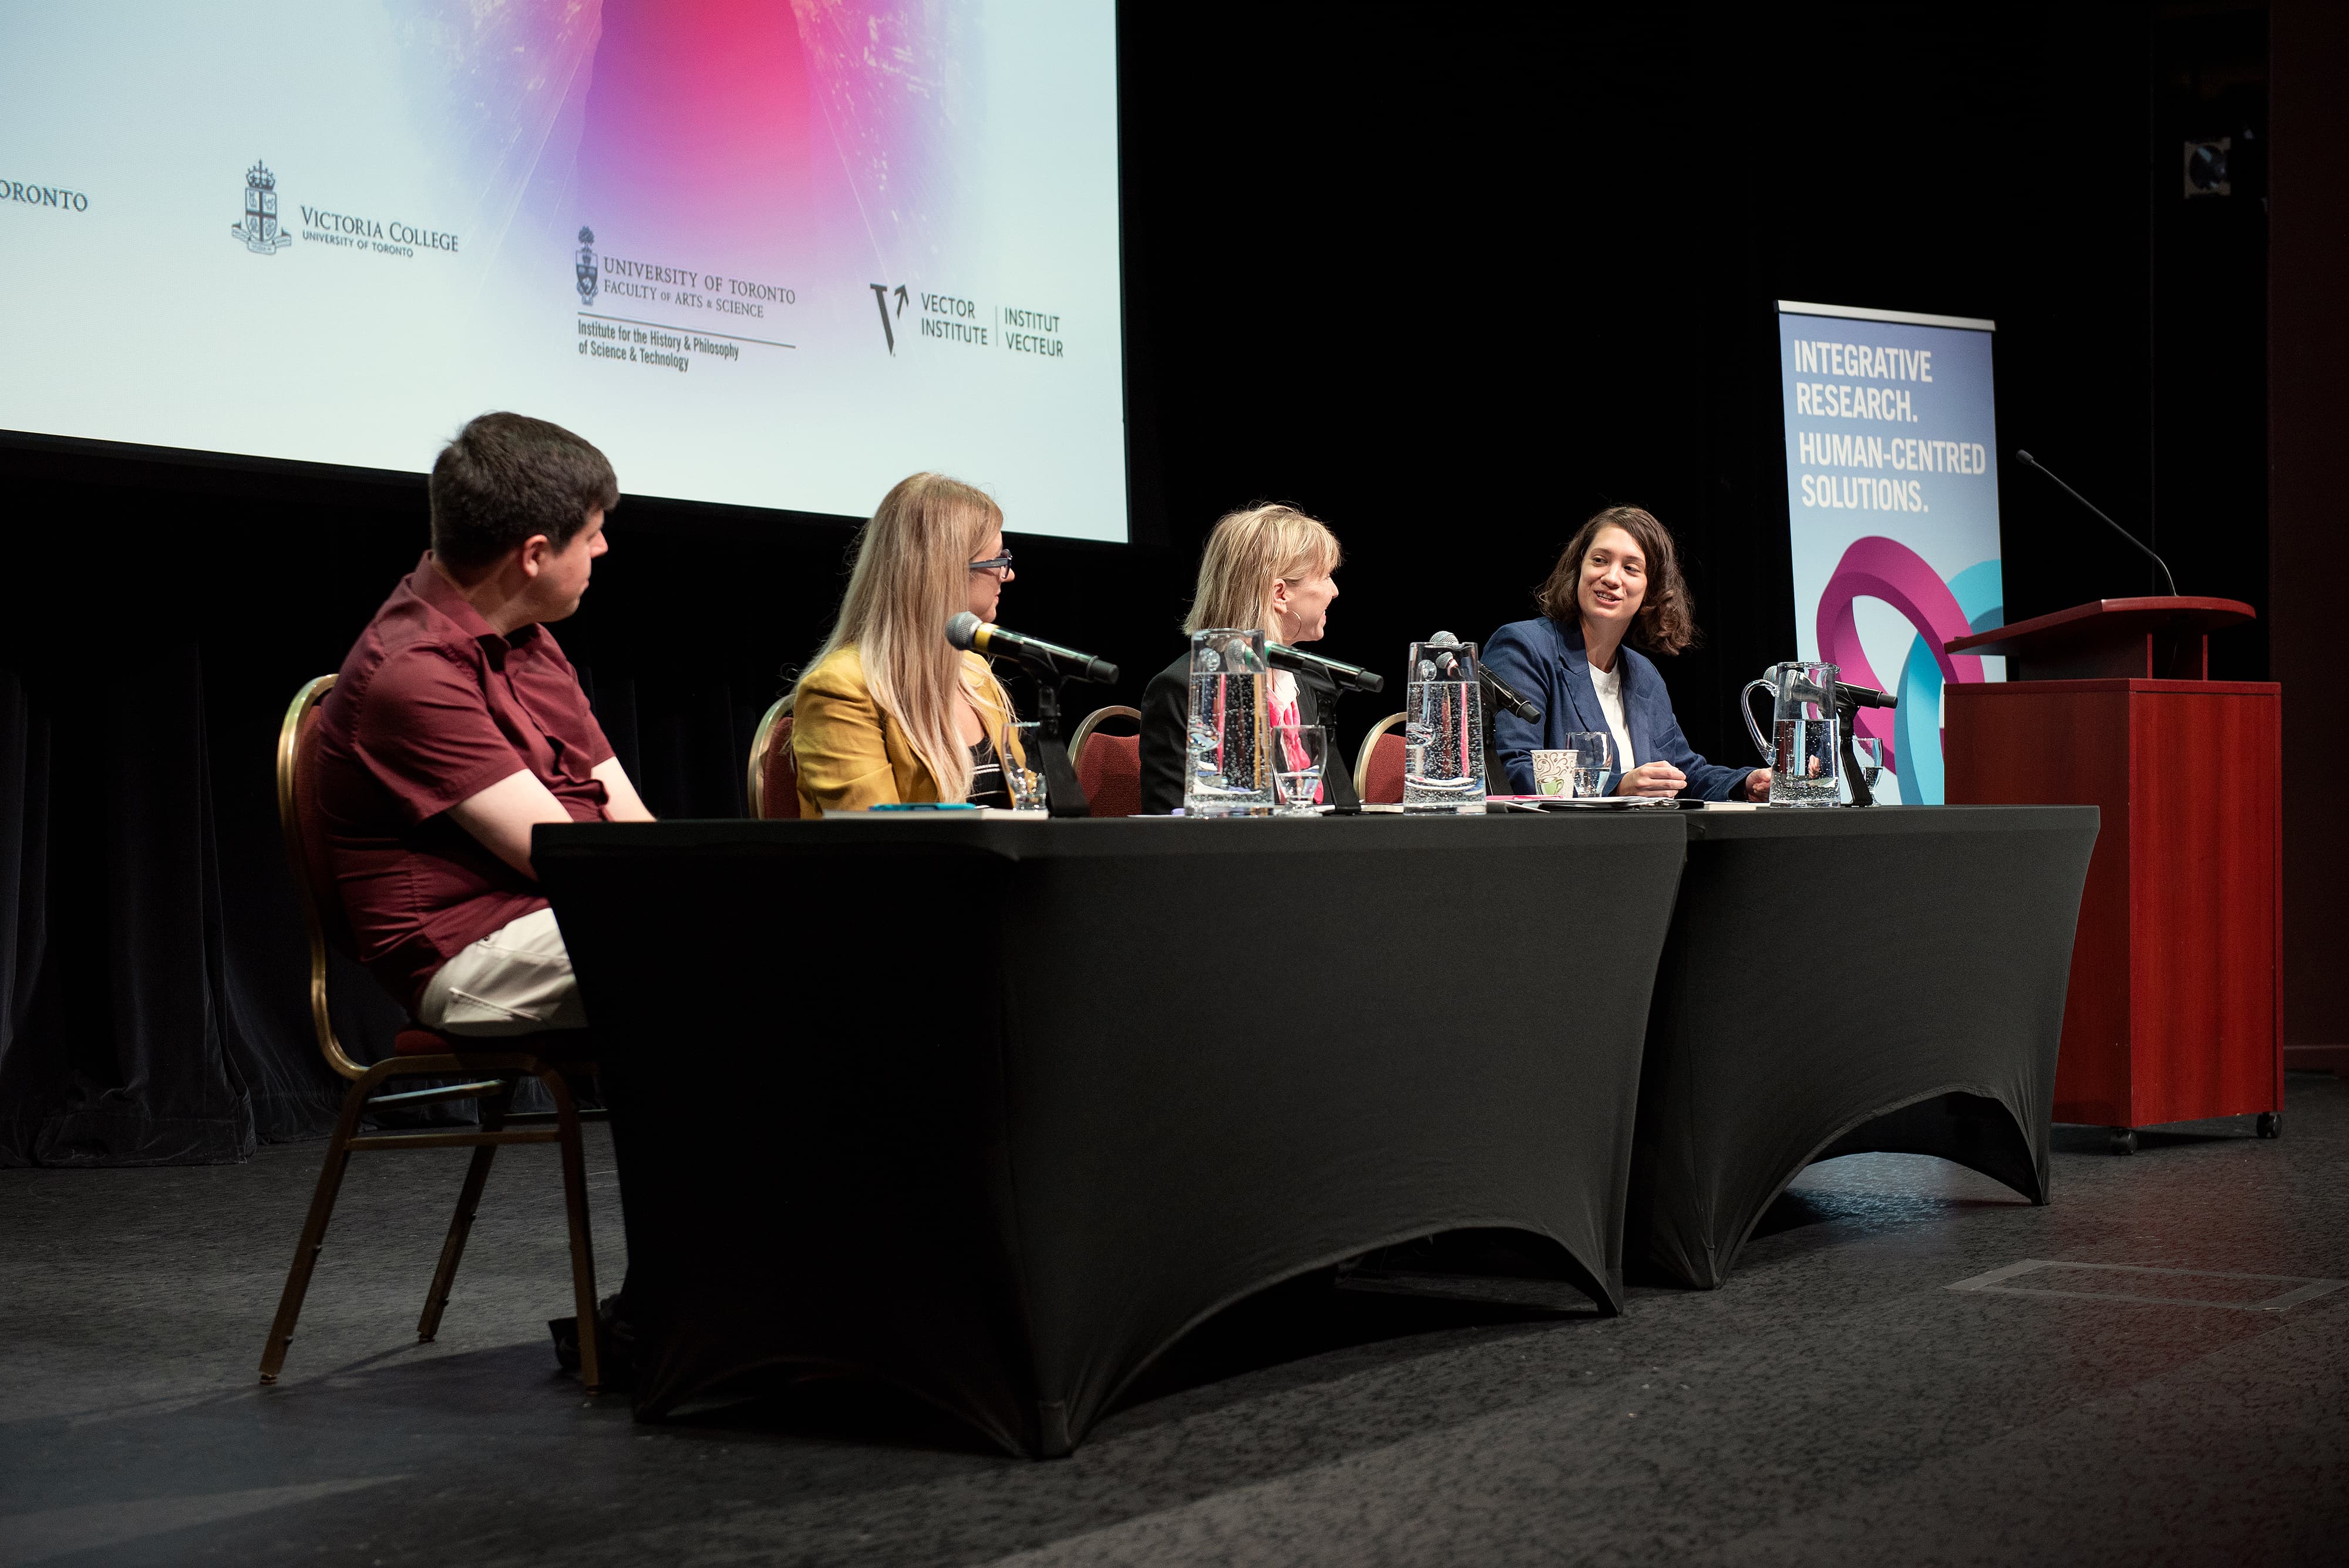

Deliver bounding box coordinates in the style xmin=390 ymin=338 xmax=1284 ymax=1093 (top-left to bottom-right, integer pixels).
xmin=1007 ymin=721 xmax=1049 ymax=812
xmin=1530 ymin=748 xmax=1575 ymax=797
xmin=1847 ymin=735 xmax=1883 ymax=801
xmin=1564 ymin=731 xmax=1613 ymax=799
xmin=1270 ymin=724 xmax=1327 ymax=813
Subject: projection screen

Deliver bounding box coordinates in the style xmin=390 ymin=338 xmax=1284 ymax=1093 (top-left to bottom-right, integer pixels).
xmin=0 ymin=1 xmax=1128 ymax=540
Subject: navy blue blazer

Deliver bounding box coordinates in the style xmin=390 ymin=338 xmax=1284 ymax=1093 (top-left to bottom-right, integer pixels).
xmin=1483 ymin=617 xmax=1751 ymax=800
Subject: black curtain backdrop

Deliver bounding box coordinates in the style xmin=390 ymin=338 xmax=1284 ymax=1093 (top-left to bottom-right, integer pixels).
xmin=0 ymin=3 xmax=2287 ymax=1164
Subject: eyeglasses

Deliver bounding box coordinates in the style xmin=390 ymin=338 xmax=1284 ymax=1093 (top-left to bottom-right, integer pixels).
xmin=968 ymin=552 xmax=1015 ymax=576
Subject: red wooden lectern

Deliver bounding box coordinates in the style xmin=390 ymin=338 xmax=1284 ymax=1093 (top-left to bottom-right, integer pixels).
xmin=1942 ymin=598 xmax=2281 ymax=1152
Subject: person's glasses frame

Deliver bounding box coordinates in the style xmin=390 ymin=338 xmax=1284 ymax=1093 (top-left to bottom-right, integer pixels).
xmin=968 ymin=552 xmax=1015 ymax=576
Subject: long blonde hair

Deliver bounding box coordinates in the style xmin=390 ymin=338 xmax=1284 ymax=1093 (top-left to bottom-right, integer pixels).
xmin=796 ymin=472 xmax=1012 ymax=799
xmin=1182 ymin=503 xmax=1342 ymax=638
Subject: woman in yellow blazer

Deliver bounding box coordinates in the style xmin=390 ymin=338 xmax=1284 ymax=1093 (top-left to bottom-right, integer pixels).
xmin=792 ymin=472 xmax=1027 ymax=816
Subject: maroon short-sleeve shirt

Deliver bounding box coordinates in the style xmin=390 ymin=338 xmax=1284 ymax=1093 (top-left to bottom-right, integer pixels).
xmin=313 ymin=554 xmax=615 ymax=1009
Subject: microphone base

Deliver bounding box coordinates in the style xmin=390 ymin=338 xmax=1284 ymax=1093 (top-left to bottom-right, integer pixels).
xmin=1836 ymin=702 xmax=1878 ymax=809
xmin=1031 ymin=678 xmax=1092 ymax=819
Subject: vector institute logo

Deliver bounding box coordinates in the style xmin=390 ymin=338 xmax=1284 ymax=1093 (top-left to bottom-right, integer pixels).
xmin=230 ymin=160 xmax=292 ymax=255
xmin=868 ymin=283 xmax=908 ymax=354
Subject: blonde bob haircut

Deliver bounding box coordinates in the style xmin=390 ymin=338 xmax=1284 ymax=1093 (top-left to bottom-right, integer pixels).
xmin=795 ymin=472 xmax=1014 ymax=800
xmin=1181 ymin=503 xmax=1343 ymax=639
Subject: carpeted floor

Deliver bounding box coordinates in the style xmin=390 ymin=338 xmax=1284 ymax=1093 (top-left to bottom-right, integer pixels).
xmin=4 ymin=1075 xmax=2345 ymax=1567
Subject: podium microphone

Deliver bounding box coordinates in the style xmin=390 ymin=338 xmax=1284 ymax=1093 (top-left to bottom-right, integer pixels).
xmin=1425 ymin=630 xmax=1542 ymax=722
xmin=1267 ymin=642 xmax=1386 ymax=694
xmin=946 ymin=613 xmax=1119 ymax=685
xmin=2014 ymin=449 xmax=2179 ymax=596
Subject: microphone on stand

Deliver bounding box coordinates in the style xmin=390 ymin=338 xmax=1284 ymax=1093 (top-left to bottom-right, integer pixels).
xmin=1480 ymin=668 xmax=1542 ymax=723
xmin=946 ymin=612 xmax=1120 ymax=685
xmin=1824 ymin=681 xmax=1896 ymax=809
xmin=1425 ymin=630 xmax=1542 ymax=722
xmin=944 ymin=613 xmax=1110 ymax=818
xmin=1267 ymin=642 xmax=1385 ymax=694
xmin=1833 ymin=681 xmax=1897 ymax=711
xmin=2014 ymin=449 xmax=2179 ymax=596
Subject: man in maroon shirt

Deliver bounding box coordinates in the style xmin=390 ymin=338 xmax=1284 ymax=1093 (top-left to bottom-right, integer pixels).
xmin=313 ymin=412 xmax=653 ymax=1033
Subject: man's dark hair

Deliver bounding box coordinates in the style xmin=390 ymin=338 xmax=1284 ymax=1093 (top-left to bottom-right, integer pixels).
xmin=428 ymin=412 xmax=619 ymax=568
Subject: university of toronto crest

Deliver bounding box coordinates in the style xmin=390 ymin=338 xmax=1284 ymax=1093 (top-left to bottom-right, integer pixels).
xmin=576 ymin=227 xmax=598 ymax=306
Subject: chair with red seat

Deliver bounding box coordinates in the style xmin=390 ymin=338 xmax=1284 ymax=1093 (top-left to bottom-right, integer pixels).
xmin=1069 ymin=704 xmax=1143 ymax=817
xmin=746 ymin=692 xmax=799 ymax=819
xmin=1354 ymin=712 xmax=1408 ymax=805
xmin=258 ymin=674 xmax=609 ymax=1392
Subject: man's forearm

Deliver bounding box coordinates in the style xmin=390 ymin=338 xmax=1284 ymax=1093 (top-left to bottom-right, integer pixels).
xmin=593 ymin=757 xmax=655 ymax=822
xmin=448 ymin=769 xmax=577 ymax=878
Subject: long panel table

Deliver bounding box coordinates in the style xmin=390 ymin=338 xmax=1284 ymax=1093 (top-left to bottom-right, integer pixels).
xmin=537 ymin=814 xmax=1688 ymax=1458
xmin=538 ymin=803 xmax=2096 ymax=1454
xmin=1625 ymin=805 xmax=2099 ymax=1288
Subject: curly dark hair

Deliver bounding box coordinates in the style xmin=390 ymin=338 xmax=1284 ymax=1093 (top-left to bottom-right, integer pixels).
xmin=1533 ymin=504 xmax=1700 ymax=656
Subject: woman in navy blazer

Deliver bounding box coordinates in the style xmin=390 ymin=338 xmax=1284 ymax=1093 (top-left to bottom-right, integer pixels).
xmin=1484 ymin=506 xmax=1771 ymax=802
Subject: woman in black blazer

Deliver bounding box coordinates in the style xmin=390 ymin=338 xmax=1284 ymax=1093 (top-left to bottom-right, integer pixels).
xmin=1138 ymin=504 xmax=1362 ymax=815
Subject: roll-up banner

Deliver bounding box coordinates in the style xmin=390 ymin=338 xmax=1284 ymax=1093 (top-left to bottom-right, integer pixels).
xmin=1776 ymin=300 xmax=2004 ymax=804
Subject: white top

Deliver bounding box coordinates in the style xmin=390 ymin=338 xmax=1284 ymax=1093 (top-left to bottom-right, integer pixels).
xmin=1588 ymin=659 xmax=1636 ymax=776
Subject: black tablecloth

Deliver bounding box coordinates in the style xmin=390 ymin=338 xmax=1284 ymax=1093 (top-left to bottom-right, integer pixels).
xmin=536 ymin=815 xmax=1688 ymax=1457
xmin=1624 ymin=805 xmax=2099 ymax=1288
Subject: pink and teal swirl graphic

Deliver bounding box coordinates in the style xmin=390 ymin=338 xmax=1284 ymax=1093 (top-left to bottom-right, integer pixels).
xmin=1816 ymin=538 xmax=2003 ymax=804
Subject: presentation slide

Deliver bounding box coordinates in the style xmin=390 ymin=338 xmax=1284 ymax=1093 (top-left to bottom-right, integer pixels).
xmin=1776 ymin=301 xmax=2005 ymax=805
xmin=0 ymin=1 xmax=1128 ymax=541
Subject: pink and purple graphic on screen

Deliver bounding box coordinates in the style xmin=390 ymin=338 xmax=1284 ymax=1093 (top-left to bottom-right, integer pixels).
xmin=390 ymin=0 xmax=968 ymax=284
xmin=576 ymin=2 xmax=817 ymax=263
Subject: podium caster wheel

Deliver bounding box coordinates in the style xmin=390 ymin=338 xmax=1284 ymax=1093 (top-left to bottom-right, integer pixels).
xmin=2256 ymin=1112 xmax=2281 ymax=1140
xmin=2109 ymin=1128 xmax=2138 ymax=1156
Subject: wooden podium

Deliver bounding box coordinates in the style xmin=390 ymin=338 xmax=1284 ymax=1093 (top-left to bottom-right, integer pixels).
xmin=1942 ymin=598 xmax=2281 ymax=1152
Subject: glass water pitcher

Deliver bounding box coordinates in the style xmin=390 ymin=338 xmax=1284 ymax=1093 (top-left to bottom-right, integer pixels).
xmin=1184 ymin=628 xmax=1273 ymax=816
xmin=1740 ymin=660 xmax=1840 ymax=807
xmin=1403 ymin=637 xmax=1487 ymax=813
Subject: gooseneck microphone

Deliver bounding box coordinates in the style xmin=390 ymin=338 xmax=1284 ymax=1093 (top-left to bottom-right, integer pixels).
xmin=1426 ymin=630 xmax=1542 ymax=723
xmin=1480 ymin=668 xmax=1542 ymax=723
xmin=1267 ymin=642 xmax=1386 ymax=694
xmin=2014 ymin=449 xmax=2179 ymax=597
xmin=946 ymin=612 xmax=1119 ymax=685
xmin=1833 ymin=681 xmax=1896 ymax=711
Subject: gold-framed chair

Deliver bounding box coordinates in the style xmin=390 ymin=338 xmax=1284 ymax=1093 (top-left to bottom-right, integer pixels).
xmin=747 ymin=692 xmax=799 ymax=819
xmin=259 ymin=675 xmax=608 ymax=1392
xmin=1069 ymin=704 xmax=1143 ymax=817
xmin=1354 ymin=711 xmax=1408 ymax=803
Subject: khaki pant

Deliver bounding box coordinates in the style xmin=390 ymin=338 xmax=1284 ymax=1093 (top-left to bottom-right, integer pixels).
xmin=418 ymin=907 xmax=588 ymax=1036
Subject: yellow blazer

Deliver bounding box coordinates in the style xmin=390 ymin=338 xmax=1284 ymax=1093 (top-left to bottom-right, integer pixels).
xmin=792 ymin=646 xmax=1023 ymax=817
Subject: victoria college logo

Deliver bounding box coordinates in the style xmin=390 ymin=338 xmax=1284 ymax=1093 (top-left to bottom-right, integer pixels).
xmin=230 ymin=160 xmax=292 ymax=255
xmin=576 ymin=227 xmax=598 ymax=306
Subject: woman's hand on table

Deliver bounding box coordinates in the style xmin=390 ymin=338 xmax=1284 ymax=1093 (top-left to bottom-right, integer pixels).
xmin=1616 ymin=761 xmax=1688 ymax=798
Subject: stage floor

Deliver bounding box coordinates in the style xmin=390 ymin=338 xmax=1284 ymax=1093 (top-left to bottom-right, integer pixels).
xmin=4 ymin=1077 xmax=2347 ymax=1567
